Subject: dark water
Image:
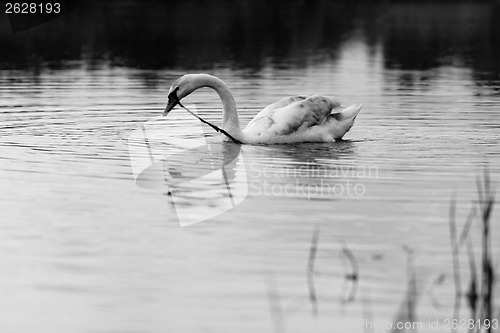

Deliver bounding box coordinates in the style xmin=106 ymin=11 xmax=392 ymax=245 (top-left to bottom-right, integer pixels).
xmin=1 ymin=1 xmax=499 ymax=332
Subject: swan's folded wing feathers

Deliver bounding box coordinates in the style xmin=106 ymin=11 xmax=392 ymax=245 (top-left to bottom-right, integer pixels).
xmin=243 ymin=95 xmax=342 ymax=137
xmin=260 ymin=95 xmax=308 ymax=114
xmin=243 ymin=116 xmax=275 ymax=135
xmin=246 ymin=95 xmax=307 ymax=127
xmin=270 ymin=95 xmax=339 ymax=135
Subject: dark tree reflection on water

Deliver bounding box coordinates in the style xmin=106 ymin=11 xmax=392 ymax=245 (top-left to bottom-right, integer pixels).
xmin=0 ymin=1 xmax=499 ymax=88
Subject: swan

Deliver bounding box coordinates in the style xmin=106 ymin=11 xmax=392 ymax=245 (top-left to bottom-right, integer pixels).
xmin=163 ymin=74 xmax=362 ymax=144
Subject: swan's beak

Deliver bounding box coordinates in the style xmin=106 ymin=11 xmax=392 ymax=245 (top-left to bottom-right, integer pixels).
xmin=163 ymin=99 xmax=177 ymax=116
xmin=163 ymin=88 xmax=180 ymax=117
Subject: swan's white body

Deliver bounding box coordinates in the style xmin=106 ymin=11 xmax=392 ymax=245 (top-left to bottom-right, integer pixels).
xmin=164 ymin=74 xmax=362 ymax=144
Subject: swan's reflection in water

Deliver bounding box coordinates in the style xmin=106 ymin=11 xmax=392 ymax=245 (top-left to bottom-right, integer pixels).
xmin=162 ymin=143 xmax=248 ymax=227
xmin=129 ymin=114 xmax=369 ymax=225
xmin=243 ymin=141 xmax=372 ymax=201
xmin=128 ymin=113 xmax=371 ymax=226
xmin=128 ymin=115 xmax=248 ymax=226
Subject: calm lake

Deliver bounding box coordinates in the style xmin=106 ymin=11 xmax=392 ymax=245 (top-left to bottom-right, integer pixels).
xmin=0 ymin=1 xmax=499 ymax=332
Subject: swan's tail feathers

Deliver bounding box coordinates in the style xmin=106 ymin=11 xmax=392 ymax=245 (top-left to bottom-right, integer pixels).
xmin=327 ymin=104 xmax=362 ymax=140
xmin=330 ymin=104 xmax=362 ymax=121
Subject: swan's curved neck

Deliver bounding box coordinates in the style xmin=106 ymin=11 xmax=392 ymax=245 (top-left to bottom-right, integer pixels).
xmin=195 ymin=75 xmax=240 ymax=131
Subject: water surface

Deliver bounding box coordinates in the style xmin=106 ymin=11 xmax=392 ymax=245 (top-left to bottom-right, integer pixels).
xmin=1 ymin=1 xmax=500 ymax=332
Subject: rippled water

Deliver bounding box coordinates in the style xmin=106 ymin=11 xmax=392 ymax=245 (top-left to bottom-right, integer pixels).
xmin=1 ymin=2 xmax=500 ymax=333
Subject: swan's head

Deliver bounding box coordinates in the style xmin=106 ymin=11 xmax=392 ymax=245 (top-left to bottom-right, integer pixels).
xmin=163 ymin=74 xmax=202 ymax=116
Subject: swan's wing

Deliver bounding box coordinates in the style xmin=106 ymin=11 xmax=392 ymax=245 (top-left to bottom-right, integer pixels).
xmin=246 ymin=96 xmax=307 ymax=127
xmin=245 ymin=95 xmax=342 ymax=136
